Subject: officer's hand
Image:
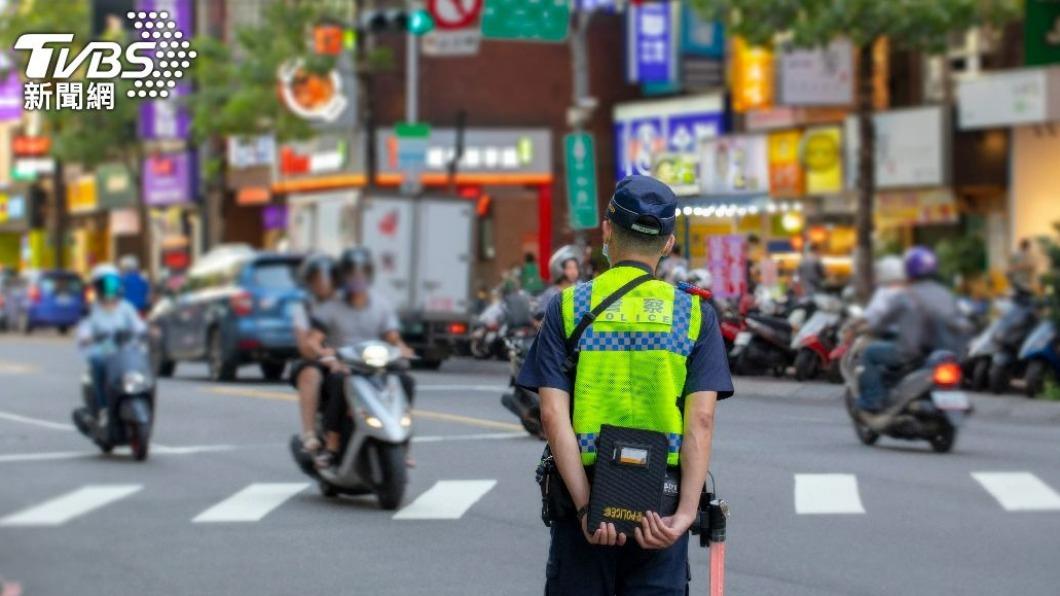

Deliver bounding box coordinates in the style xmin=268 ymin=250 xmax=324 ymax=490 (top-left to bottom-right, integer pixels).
xmin=634 ymin=511 xmax=693 ymax=550
xmin=581 ymin=516 xmax=627 ymax=547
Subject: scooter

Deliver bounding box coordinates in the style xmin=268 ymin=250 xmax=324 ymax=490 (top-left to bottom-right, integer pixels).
xmin=730 ymin=294 xmax=814 ymax=377
xmin=470 ymin=301 xmax=506 ymax=360
xmin=840 ymin=334 xmax=973 ymax=453
xmin=290 ymin=341 xmax=412 ymax=510
xmin=1018 ymin=320 xmax=1060 ymax=398
xmin=500 ymin=324 xmax=545 ymax=439
xmin=985 ymin=291 xmax=1038 ymax=394
xmin=791 ymin=294 xmax=843 ymax=382
xmin=71 ymin=330 xmax=156 ymax=461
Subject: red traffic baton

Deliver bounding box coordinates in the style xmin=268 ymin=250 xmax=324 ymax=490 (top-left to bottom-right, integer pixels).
xmin=708 ymin=499 xmax=730 ymax=596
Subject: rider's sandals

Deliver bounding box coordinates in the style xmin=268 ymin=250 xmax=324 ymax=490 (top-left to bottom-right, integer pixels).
xmin=314 ymin=449 xmax=337 ymax=470
xmin=301 ymin=432 xmax=322 ymax=454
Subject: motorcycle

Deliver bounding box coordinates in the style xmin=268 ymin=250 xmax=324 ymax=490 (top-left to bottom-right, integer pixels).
xmin=985 ymin=291 xmax=1038 ymax=394
xmin=1018 ymin=320 xmax=1060 ymax=398
xmin=290 ymin=341 xmax=412 ymax=510
xmin=840 ymin=334 xmax=973 ymax=453
xmin=499 ymin=325 xmax=545 ymax=438
xmin=71 ymin=330 xmax=156 ymax=461
xmin=731 ymin=293 xmax=814 ymax=377
xmin=791 ymin=294 xmax=844 ymax=382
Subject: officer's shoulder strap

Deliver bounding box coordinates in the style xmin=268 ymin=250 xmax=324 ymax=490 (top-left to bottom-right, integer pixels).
xmin=562 ymin=273 xmax=653 ymax=366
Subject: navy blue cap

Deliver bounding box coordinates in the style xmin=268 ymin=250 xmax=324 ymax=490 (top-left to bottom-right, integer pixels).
xmin=606 ymin=175 xmax=677 ymax=236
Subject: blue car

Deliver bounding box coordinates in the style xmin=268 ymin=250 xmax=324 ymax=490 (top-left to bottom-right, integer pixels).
xmin=1 ymin=270 xmax=86 ymax=335
xmin=148 ymin=246 xmax=304 ymax=382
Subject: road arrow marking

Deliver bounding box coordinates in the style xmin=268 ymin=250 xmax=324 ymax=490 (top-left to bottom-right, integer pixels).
xmin=393 ymin=480 xmax=497 ymax=520
xmin=794 ymin=474 xmax=865 ymax=515
xmin=193 ymin=483 xmax=309 ymax=523
xmin=972 ymin=472 xmax=1060 ymax=512
xmin=0 ymin=484 xmax=142 ymax=527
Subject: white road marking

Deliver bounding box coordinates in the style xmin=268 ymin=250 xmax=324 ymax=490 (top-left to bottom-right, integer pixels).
xmin=152 ymin=444 xmax=235 ymax=455
xmin=0 ymin=410 xmax=74 ymax=432
xmin=412 ymin=432 xmax=526 ymax=443
xmin=393 ymin=480 xmax=497 ymax=520
xmin=192 ymin=483 xmax=309 ymax=523
xmin=794 ymin=474 xmax=865 ymax=515
xmin=0 ymin=484 xmax=142 ymax=527
xmin=0 ymin=360 xmax=35 ymax=374
xmin=418 ymin=385 xmax=508 ymax=392
xmin=972 ymin=472 xmax=1060 ymax=512
xmin=0 ymin=451 xmax=90 ymax=464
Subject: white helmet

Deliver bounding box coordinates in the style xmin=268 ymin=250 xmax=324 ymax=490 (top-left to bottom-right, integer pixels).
xmin=687 ymin=268 xmax=713 ymax=289
xmin=548 ymin=245 xmax=580 ymax=283
xmin=875 ymin=256 xmax=906 ymax=285
xmin=90 ymin=263 xmax=120 ymax=282
xmin=119 ymin=254 xmax=139 ymax=272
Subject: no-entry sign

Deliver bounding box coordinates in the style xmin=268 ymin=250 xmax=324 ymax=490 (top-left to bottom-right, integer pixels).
xmin=427 ymin=0 xmax=483 ymax=30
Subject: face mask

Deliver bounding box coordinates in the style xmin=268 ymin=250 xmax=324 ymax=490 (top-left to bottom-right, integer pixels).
xmin=602 ymin=239 xmax=611 ymax=265
xmin=346 ymin=278 xmax=369 ymax=294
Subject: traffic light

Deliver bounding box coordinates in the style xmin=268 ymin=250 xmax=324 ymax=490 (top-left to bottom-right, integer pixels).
xmin=28 ymin=183 xmax=46 ymax=229
xmin=360 ymin=8 xmax=435 ymax=36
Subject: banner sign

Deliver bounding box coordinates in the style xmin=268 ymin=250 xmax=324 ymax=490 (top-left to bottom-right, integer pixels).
xmin=802 ymin=126 xmax=843 ymax=195
xmin=779 ymin=39 xmax=855 ymax=106
xmin=768 ymin=130 xmax=804 ymax=197
xmin=731 ymin=37 xmax=774 ymax=113
xmin=613 ymin=94 xmax=724 ymax=180
xmin=137 ymin=0 xmax=193 ymax=140
xmin=627 ymin=0 xmax=679 ymax=84
xmin=143 ymin=151 xmax=194 ymax=206
xmin=0 ymin=57 xmax=22 ymax=122
xmin=698 ymin=134 xmax=769 ymax=196
xmin=707 ymin=235 xmax=747 ymax=299
xmin=96 ymin=163 xmax=137 ymax=209
xmin=66 ymin=174 xmax=99 ymax=214
xmin=681 ymin=4 xmax=724 ymax=58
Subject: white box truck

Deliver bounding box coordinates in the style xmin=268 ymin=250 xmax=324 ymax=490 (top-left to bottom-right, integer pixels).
xmin=360 ymin=195 xmax=474 ymax=368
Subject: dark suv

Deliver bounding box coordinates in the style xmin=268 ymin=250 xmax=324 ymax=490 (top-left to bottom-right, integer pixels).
xmin=149 ymin=246 xmax=304 ymax=382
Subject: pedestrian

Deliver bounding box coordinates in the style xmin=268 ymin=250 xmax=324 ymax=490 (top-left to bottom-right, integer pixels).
xmin=795 ymin=242 xmax=826 ymax=296
xmin=1007 ymin=238 xmax=1037 ymax=294
xmin=518 ymin=175 xmax=734 ymax=596
xmin=520 ymin=252 xmax=545 ymax=295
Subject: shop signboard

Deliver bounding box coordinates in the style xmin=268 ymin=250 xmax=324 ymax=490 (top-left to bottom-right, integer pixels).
xmin=376 ymin=128 xmax=551 ymax=178
xmin=613 ymin=94 xmax=724 ymax=180
xmin=731 ymin=37 xmax=774 ymax=113
xmin=778 ymin=39 xmax=855 ymax=106
xmin=481 ymin=0 xmax=569 ymax=42
xmin=0 ymin=54 xmax=22 ymax=122
xmin=627 ymin=0 xmax=679 ymax=84
xmin=143 ymin=151 xmax=194 ymax=206
xmin=278 ymin=135 xmax=354 ymax=178
xmin=66 ymin=175 xmax=99 ymax=214
xmin=109 ymin=209 xmax=141 ymax=236
xmin=1025 ymin=0 xmax=1060 ymax=66
xmin=767 ymin=130 xmax=804 ymax=197
xmin=277 ymin=53 xmax=357 ymax=129
xmin=956 ymin=66 xmax=1060 ymax=130
xmin=137 ymin=0 xmax=193 ymax=140
xmin=845 ymin=107 xmax=948 ymax=189
xmin=802 ymin=126 xmax=843 ymax=195
xmin=875 ymin=189 xmax=959 ymax=229
xmin=652 ymin=153 xmax=699 ymax=196
xmin=698 ymin=134 xmax=769 ymax=196
xmin=681 ymin=4 xmax=724 ymax=58
xmin=564 ymin=133 xmax=599 ymax=230
xmin=227 ymin=135 xmax=276 ymax=169
xmin=96 ymin=163 xmax=137 ymax=209
xmin=706 ymin=234 xmax=746 ymax=299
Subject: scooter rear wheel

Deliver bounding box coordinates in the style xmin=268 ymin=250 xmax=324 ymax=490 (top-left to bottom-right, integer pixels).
xmin=929 ymin=424 xmax=956 ymax=453
xmin=844 ymin=389 xmax=879 ymax=446
xmin=129 ymin=423 xmax=150 ymax=461
xmin=1024 ymin=360 xmax=1047 ymax=399
xmin=970 ymin=359 xmax=990 ymax=392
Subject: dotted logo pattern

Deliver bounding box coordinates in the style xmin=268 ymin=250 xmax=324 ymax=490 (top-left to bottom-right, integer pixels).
xmin=124 ymin=10 xmax=197 ymax=99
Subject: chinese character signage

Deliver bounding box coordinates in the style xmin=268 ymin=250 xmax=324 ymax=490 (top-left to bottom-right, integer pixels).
xmin=143 ymin=151 xmax=194 ymax=206
xmin=681 ymin=4 xmax=724 ymax=58
xmin=66 ymin=175 xmax=99 ymax=214
xmin=779 ymin=39 xmax=854 ymax=106
xmin=613 ymin=94 xmax=724 ymax=180
xmin=768 ymin=130 xmax=804 ymax=197
xmin=731 ymin=36 xmax=774 ymax=113
xmin=627 ymin=0 xmax=679 ymax=84
xmin=802 ymin=126 xmax=843 ymax=195
xmin=0 ymin=55 xmax=22 ymax=121
xmin=699 ymin=134 xmax=769 ymax=196
xmin=707 ymin=235 xmax=747 ymax=299
xmin=96 ymin=163 xmax=137 ymax=209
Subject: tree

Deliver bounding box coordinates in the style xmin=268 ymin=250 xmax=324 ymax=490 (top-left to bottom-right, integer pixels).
xmin=691 ymin=0 xmax=1020 ymax=299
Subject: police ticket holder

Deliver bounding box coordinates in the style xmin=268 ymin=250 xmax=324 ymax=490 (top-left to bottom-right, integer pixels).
xmin=588 ymin=424 xmax=669 ymax=536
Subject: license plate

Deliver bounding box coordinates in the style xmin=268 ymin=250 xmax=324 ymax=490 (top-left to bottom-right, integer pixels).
xmin=55 ymin=295 xmax=73 ymax=305
xmin=735 ymin=331 xmax=752 ymax=347
xmin=932 ymin=390 xmax=971 ymax=411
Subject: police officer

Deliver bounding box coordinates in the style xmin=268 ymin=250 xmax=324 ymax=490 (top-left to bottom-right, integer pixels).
xmin=518 ymin=176 xmax=734 ymax=595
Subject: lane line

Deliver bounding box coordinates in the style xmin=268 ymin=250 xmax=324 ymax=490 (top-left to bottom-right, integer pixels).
xmin=794 ymin=474 xmax=865 ymax=515
xmin=0 ymin=360 xmax=36 ymax=375
xmin=192 ymin=483 xmax=309 ymax=523
xmin=971 ymin=472 xmax=1060 ymax=512
xmin=0 ymin=411 xmax=74 ymax=432
xmin=412 ymin=432 xmax=527 ymax=443
xmin=202 ymin=386 xmax=524 ymax=432
xmin=393 ymin=480 xmax=497 ymax=520
xmin=0 ymin=484 xmax=142 ymax=527
xmin=0 ymin=451 xmax=89 ymax=463
xmin=418 ymin=384 xmax=508 ymax=392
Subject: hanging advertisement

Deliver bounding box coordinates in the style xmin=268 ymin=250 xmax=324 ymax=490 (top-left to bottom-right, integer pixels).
xmin=277 ymin=50 xmax=358 ymax=129
xmin=66 ymin=175 xmax=99 ymax=214
xmin=613 ymin=94 xmax=724 ymax=180
xmin=698 ymin=134 xmax=769 ymax=196
xmin=802 ymin=126 xmax=843 ymax=195
xmin=707 ymin=235 xmax=747 ymax=299
xmin=143 ymin=151 xmax=194 ymax=206
xmin=0 ymin=54 xmax=22 ymax=122
xmin=109 ymin=209 xmax=141 ymax=236
xmin=767 ymin=130 xmax=804 ymax=197
xmin=626 ymin=0 xmax=679 ymax=84
xmin=876 ymin=189 xmax=959 ymax=229
xmin=731 ymin=37 xmax=774 ymax=113
xmin=681 ymin=4 xmax=724 ymax=58
xmin=956 ymin=66 xmax=1060 ymax=130
xmin=778 ymin=39 xmax=855 ymax=106
xmin=137 ymin=0 xmax=193 ymax=140
xmin=845 ymin=107 xmax=948 ymax=189
xmin=651 ymin=153 xmax=699 ymax=196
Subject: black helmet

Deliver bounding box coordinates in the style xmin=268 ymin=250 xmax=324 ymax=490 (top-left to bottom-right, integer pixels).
xmin=299 ymin=253 xmax=336 ymax=286
xmin=338 ymin=246 xmax=374 ymax=277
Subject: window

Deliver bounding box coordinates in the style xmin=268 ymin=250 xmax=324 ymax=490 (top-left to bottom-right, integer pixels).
xmin=250 ymin=261 xmax=299 ymax=289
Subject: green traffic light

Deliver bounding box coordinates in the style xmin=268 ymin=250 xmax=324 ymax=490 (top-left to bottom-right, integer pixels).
xmin=408 ymin=9 xmax=435 ymax=36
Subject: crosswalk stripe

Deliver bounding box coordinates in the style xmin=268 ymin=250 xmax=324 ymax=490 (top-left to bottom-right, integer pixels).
xmin=794 ymin=474 xmax=865 ymax=515
xmin=393 ymin=480 xmax=497 ymax=520
xmin=0 ymin=484 xmax=142 ymax=527
xmin=971 ymin=472 xmax=1060 ymax=512
xmin=192 ymin=483 xmax=309 ymax=523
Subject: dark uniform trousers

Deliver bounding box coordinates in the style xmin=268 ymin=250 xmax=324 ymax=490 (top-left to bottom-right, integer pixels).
xmin=544 ymin=516 xmax=690 ymax=596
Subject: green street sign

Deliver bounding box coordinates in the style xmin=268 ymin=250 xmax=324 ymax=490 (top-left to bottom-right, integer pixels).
xmin=565 ymin=132 xmax=599 ymax=231
xmin=482 ymin=0 xmax=570 ymax=43
xmin=395 ymin=122 xmax=432 ymax=138
xmin=1025 ymin=0 xmax=1060 ymax=66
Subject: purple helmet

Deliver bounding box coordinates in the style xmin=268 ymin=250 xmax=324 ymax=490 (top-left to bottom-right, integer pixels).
xmin=903 ymin=246 xmax=938 ymax=280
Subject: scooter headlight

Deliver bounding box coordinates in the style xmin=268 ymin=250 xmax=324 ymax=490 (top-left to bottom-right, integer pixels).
xmin=400 ymin=413 xmax=412 ymax=427
xmin=364 ymin=415 xmax=384 ymax=429
xmin=361 ymin=344 xmax=391 ymax=368
xmin=122 ymin=371 xmax=150 ymax=394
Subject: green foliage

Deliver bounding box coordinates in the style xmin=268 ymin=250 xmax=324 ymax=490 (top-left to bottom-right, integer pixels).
xmin=186 ymin=0 xmax=344 ymax=145
xmin=691 ymin=0 xmax=1021 ymax=50
xmin=1040 ymin=223 xmax=1060 ymax=327
xmin=936 ymin=235 xmax=987 ymax=286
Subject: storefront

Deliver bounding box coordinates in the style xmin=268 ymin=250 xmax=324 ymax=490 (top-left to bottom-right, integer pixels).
xmin=65 ymin=172 xmax=108 ymax=275
xmin=0 ymin=191 xmax=27 ymax=269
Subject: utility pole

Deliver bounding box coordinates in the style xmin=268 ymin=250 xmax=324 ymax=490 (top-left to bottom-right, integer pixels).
xmin=567 ymin=5 xmax=596 ymax=249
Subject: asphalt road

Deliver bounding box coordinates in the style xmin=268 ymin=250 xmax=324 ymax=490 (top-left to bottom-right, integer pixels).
xmin=1 ymin=333 xmax=1059 ymax=596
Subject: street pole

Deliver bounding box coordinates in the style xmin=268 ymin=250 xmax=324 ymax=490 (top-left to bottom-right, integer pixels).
xmin=406 ymin=18 xmax=418 ymax=124
xmin=569 ymin=5 xmax=592 ymax=251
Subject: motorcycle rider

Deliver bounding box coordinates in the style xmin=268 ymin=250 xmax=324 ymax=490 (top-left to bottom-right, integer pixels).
xmin=535 ymin=245 xmax=581 ymax=320
xmin=858 ymin=248 xmax=961 ymax=424
xmin=312 ymin=247 xmax=415 ymax=470
xmin=289 ymin=253 xmax=337 ymax=456
xmin=118 ymin=255 xmax=151 ymax=314
xmin=77 ymin=264 xmax=147 ymax=426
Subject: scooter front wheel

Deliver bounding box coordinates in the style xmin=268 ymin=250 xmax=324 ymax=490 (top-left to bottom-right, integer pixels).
xmin=374 ymin=443 xmax=408 ymax=511
xmin=844 ymin=389 xmax=879 ymax=446
xmin=129 ymin=423 xmax=150 ymax=461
